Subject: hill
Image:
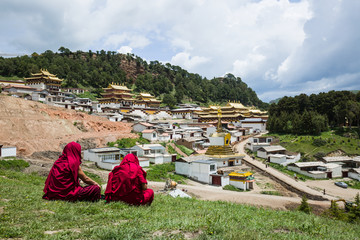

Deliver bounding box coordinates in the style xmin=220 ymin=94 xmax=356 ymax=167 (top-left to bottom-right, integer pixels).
xmin=0 ymin=48 xmax=268 ymax=109
xmin=1 ymin=162 xmax=359 ymax=239
xmin=0 ymin=94 xmax=136 ymax=158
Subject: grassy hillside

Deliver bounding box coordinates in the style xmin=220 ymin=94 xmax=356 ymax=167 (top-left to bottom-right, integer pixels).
xmin=1 ymin=161 xmax=359 ymax=239
xmin=269 ymin=129 xmax=360 ymax=161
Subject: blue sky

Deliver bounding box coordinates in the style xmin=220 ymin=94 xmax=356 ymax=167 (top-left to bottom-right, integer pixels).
xmin=1 ymin=0 xmax=359 ymax=102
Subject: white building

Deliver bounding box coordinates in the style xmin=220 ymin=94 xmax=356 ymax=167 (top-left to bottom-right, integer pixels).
xmin=269 ymin=153 xmax=301 ymax=166
xmin=348 ymin=168 xmax=360 ymax=181
xmin=245 ymin=136 xmax=273 ymax=152
xmin=175 ymin=155 xmax=217 ymax=184
xmin=119 ymin=148 xmax=150 ymax=167
xmin=0 ymin=145 xmax=17 ymax=158
xmin=130 ymin=144 xmax=174 ymax=164
xmin=257 ymin=145 xmax=286 ymax=159
xmin=133 ymin=122 xmax=155 ymax=133
xmin=287 ymin=162 xmax=342 ymax=179
xmin=228 ymin=172 xmax=255 ymax=190
xmin=241 ymin=118 xmax=267 ymax=132
xmin=83 ymin=147 xmax=121 ymax=170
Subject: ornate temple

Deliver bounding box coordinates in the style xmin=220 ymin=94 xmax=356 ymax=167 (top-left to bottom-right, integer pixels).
xmin=98 ymin=83 xmax=162 ymax=111
xmin=197 ymin=101 xmax=267 ymax=123
xmin=98 ymin=83 xmax=135 ymax=107
xmin=24 ymin=69 xmax=62 ymax=92
xmin=135 ymin=93 xmax=161 ymax=108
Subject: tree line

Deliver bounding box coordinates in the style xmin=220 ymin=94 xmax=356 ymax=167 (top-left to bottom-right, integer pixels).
xmin=267 ymin=91 xmax=360 ymax=135
xmin=0 ymin=47 xmax=268 ymax=109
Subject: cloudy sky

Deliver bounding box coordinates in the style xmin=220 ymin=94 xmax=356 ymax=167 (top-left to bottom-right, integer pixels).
xmin=1 ymin=0 xmax=359 ymax=102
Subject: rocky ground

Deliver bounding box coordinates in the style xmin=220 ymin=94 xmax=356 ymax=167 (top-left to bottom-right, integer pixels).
xmin=0 ymin=94 xmax=137 ymax=158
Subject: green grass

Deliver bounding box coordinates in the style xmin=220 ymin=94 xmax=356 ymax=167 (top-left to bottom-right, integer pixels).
xmin=167 ymin=145 xmax=183 ymax=160
xmin=222 ymin=185 xmax=247 ymax=192
xmin=1 ymin=164 xmax=360 ymax=239
xmin=83 ymin=171 xmax=103 ymax=185
xmin=267 ymin=130 xmax=360 ymax=161
xmin=344 ymin=180 xmax=360 ymax=190
xmin=260 ymin=191 xmax=282 ymax=196
xmin=175 ymin=143 xmax=194 ymax=156
xmin=146 ymin=163 xmax=187 ymax=183
xmin=0 ymin=158 xmax=29 ymax=171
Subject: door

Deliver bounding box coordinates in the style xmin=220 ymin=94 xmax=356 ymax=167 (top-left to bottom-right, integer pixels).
xmin=212 ymin=175 xmax=221 ymax=186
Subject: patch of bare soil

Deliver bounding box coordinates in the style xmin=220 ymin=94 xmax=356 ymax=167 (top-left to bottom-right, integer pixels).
xmin=0 ymin=95 xmax=137 ymax=159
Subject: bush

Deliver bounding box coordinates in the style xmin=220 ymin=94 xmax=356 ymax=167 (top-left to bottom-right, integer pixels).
xmin=314 ymin=152 xmax=326 ymax=159
xmin=312 ymin=138 xmax=327 ymax=147
xmin=298 ymin=195 xmax=311 ymax=214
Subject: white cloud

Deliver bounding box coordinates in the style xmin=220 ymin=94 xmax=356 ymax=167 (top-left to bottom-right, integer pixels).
xmin=1 ymin=0 xmax=359 ymax=103
xmin=171 ymin=52 xmax=210 ymax=70
xmin=117 ymin=46 xmax=132 ymax=54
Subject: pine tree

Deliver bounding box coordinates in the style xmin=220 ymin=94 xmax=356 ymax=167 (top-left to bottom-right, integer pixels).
xmin=298 ymin=195 xmax=311 ymax=214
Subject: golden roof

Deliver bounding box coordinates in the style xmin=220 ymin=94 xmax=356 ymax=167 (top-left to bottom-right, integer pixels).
xmin=24 ymin=69 xmax=62 ymax=82
xmin=107 ymin=83 xmax=131 ymax=91
xmin=229 ymin=171 xmax=252 ymax=177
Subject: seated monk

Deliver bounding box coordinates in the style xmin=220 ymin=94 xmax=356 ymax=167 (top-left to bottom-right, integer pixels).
xmin=105 ymin=153 xmax=154 ymax=205
xmin=43 ymin=142 xmax=101 ymax=202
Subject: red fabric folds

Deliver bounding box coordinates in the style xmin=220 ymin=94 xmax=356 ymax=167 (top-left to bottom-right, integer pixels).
xmin=105 ymin=153 xmax=153 ymax=205
xmin=43 ymin=142 xmax=82 ymax=201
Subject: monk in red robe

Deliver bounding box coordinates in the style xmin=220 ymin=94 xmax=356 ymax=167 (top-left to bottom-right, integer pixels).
xmin=43 ymin=142 xmax=101 ymax=202
xmin=105 ymin=153 xmax=154 ymax=205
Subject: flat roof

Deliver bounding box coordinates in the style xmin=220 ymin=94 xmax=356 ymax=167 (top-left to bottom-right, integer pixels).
xmin=88 ymin=147 xmax=120 ymax=153
xmin=323 ymin=156 xmax=353 ymax=162
xmin=192 ymin=159 xmax=216 ymax=164
xmin=259 ymin=145 xmax=286 ymax=152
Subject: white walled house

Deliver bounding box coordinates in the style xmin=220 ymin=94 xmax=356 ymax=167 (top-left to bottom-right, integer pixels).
xmin=0 ymin=145 xmax=17 ymax=157
xmin=257 ymin=145 xmax=286 ymax=159
xmin=189 ymin=160 xmax=217 ymax=184
xmin=245 ymin=136 xmax=273 ymax=152
xmin=142 ymin=129 xmax=158 ymax=141
xmin=269 ymin=153 xmax=301 ymax=166
xmin=287 ymin=162 xmax=342 ymax=179
xmin=241 ymin=118 xmax=267 ymax=132
xmin=175 ymin=155 xmax=217 ymax=184
xmin=348 ymin=168 xmax=360 ymax=181
xmin=83 ymin=147 xmax=121 ymax=170
xmin=130 ymin=144 xmax=173 ymax=164
xmin=133 ymin=122 xmax=155 ymax=133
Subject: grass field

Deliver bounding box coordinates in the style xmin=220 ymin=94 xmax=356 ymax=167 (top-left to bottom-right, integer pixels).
xmin=268 ymin=129 xmax=360 ymax=161
xmin=1 ymin=160 xmax=360 ymax=239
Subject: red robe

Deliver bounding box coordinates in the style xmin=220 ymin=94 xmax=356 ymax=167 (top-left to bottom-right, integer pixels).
xmin=105 ymin=154 xmax=154 ymax=205
xmin=43 ymin=142 xmax=83 ymax=201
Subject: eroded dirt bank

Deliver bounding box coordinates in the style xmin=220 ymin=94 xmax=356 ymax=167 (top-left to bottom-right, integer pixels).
xmin=0 ymin=95 xmax=136 ymax=158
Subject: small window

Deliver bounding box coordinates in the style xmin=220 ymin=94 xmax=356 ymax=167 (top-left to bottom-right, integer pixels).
xmin=254 ymin=139 xmax=258 ymax=143
xmin=267 ymin=139 xmax=272 ymax=143
xmin=210 ymin=165 xmax=215 ymax=171
xmin=153 ymin=133 xmax=156 ymax=138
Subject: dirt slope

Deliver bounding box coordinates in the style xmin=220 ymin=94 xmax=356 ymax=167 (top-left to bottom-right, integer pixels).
xmin=0 ymin=95 xmax=136 ymax=158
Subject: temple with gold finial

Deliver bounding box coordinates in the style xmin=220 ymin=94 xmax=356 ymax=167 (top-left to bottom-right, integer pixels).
xmin=24 ymin=69 xmax=63 ymax=92
xmin=98 ymin=83 xmax=135 ymax=107
xmin=197 ymin=101 xmax=267 ymax=123
xmin=134 ymin=92 xmax=161 ymax=108
xmin=204 ymin=107 xmax=244 ymax=167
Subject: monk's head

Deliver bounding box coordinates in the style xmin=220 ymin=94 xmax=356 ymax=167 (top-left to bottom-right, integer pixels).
xmin=121 ymin=153 xmax=140 ymax=166
xmin=62 ymin=142 xmax=82 ymax=164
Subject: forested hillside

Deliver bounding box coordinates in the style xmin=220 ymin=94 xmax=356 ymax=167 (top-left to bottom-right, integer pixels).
xmin=268 ymin=91 xmax=360 ymax=135
xmin=0 ymin=47 xmax=268 ymax=109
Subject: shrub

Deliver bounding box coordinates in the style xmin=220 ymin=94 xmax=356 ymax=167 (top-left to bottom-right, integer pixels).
xmin=298 ymin=195 xmax=311 ymax=214
xmin=314 ymin=152 xmax=326 ymax=159
xmin=223 ymin=185 xmax=244 ymax=192
xmin=312 ymin=138 xmax=327 ymax=147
